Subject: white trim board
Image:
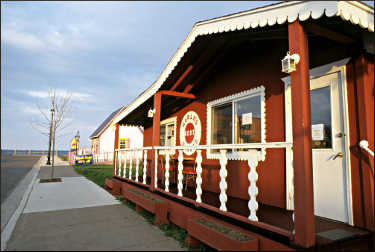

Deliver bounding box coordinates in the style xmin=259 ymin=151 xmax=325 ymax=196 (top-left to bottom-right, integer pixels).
xmin=281 ymin=57 xmax=353 ymax=225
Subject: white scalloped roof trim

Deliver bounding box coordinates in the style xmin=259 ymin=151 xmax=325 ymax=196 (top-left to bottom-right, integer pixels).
xmin=113 ymin=1 xmax=373 ymax=125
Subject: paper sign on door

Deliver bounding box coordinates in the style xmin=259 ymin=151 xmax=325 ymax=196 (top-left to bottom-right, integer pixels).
xmin=311 ymin=124 xmax=324 ymax=141
xmin=242 ymin=113 xmax=252 ymax=125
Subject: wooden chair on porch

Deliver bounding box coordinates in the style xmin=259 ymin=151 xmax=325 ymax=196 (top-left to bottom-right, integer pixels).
xmin=160 ymin=155 xmax=176 ymax=185
xmin=182 ymin=157 xmax=197 ymax=191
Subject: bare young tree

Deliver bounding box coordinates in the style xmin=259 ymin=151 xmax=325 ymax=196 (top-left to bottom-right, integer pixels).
xmin=30 ymin=89 xmax=73 ymax=179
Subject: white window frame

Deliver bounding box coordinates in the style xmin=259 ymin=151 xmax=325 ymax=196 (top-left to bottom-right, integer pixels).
xmin=206 ymin=85 xmax=266 ymax=160
xmin=119 ymin=138 xmax=129 ymax=149
xmin=159 ymin=116 xmax=177 ymax=155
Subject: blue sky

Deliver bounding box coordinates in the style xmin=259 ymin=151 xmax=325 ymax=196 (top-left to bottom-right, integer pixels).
xmin=1 ymin=1 xmax=373 ymax=151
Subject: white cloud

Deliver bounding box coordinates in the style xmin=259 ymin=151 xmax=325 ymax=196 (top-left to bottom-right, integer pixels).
xmin=3 ymin=29 xmax=45 ymax=50
xmin=25 ymin=89 xmax=92 ymax=101
xmin=3 ymin=26 xmax=93 ymax=53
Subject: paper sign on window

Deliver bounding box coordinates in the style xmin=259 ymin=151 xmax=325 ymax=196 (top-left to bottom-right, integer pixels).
xmin=242 ymin=112 xmax=252 ymax=125
xmin=311 ymin=124 xmax=324 ymax=141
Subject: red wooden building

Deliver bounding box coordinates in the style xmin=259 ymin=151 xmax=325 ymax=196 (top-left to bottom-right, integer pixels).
xmin=110 ymin=1 xmax=374 ymax=250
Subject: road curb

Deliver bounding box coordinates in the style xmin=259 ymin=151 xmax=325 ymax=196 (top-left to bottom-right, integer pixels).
xmin=1 ymin=156 xmax=45 ymax=251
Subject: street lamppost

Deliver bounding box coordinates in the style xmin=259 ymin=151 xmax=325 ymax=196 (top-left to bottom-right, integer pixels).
xmin=75 ymin=130 xmax=80 ymax=155
xmin=46 ymin=108 xmax=55 ymax=165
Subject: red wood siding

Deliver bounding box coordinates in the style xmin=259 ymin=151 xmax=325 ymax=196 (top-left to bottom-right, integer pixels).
xmin=139 ymin=38 xmax=373 ymax=220
xmin=143 ymin=43 xmax=287 ymax=208
xmin=346 ymin=54 xmax=374 ymax=231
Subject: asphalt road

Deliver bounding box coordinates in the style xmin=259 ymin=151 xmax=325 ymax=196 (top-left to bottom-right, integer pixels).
xmin=1 ymin=155 xmax=41 ymax=203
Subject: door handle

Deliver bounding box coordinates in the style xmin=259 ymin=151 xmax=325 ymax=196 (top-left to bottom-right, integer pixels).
xmin=333 ymin=152 xmax=343 ymax=160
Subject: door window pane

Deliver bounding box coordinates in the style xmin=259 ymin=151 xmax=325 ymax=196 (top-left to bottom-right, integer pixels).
xmin=235 ymin=96 xmax=261 ymax=143
xmin=211 ymin=103 xmax=232 ymax=144
xmin=311 ymin=86 xmax=332 ymax=149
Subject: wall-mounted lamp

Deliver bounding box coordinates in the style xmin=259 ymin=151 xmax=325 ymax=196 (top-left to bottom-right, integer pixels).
xmin=148 ymin=108 xmax=156 ymax=118
xmin=281 ymin=51 xmax=300 ymax=73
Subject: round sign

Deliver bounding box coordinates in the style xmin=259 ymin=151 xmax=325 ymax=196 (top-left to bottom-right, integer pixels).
xmin=180 ymin=111 xmax=201 ymax=155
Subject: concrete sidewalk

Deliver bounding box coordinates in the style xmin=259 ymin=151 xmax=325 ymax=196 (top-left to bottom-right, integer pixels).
xmin=5 ymin=157 xmax=186 ymax=251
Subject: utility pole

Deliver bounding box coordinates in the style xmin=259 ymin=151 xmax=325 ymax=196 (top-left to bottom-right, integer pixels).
xmin=46 ymin=107 xmax=55 ymax=165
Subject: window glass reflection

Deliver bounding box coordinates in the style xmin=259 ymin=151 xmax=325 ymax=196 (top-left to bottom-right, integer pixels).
xmin=211 ymin=103 xmax=232 ymax=145
xmin=235 ymin=96 xmax=261 ymax=143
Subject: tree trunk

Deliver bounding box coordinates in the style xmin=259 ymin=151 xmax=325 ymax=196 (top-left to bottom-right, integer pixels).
xmin=47 ymin=110 xmax=53 ymax=165
xmin=51 ymin=125 xmax=56 ymax=178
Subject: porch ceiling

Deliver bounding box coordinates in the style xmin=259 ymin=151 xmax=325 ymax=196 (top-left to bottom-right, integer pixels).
xmin=118 ymin=25 xmax=289 ymax=127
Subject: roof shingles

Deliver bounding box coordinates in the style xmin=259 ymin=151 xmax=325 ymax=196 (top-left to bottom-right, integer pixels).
xmin=89 ymin=107 xmax=123 ymax=139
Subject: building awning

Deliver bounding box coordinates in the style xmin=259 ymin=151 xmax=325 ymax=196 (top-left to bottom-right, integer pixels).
xmin=113 ymin=1 xmax=373 ymax=125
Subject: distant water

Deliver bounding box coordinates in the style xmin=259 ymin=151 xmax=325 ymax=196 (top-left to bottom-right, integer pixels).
xmin=1 ymin=149 xmax=69 ymax=156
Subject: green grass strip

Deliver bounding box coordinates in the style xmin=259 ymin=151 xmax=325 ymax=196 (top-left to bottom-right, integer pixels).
xmin=73 ymin=164 xmax=113 ymax=188
xmin=127 ymin=188 xmax=162 ymax=203
xmin=195 ymin=218 xmax=251 ymax=242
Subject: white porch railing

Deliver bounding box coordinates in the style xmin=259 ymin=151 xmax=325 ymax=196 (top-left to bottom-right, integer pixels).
xmin=115 ymin=142 xmax=292 ymax=222
xmin=114 ymin=147 xmax=153 ymax=185
xmin=359 ymin=140 xmax=374 ymax=157
xmin=93 ymin=152 xmax=114 ymax=164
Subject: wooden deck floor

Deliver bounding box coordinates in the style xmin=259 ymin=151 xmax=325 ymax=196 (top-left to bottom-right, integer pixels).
xmin=115 ymin=175 xmax=372 ymax=250
xmin=156 ymin=180 xmax=372 ymax=249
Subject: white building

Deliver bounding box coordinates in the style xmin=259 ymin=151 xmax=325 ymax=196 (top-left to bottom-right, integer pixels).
xmin=89 ymin=106 xmax=143 ymax=162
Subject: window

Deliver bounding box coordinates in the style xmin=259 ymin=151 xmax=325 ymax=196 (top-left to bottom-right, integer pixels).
xmin=310 ymin=86 xmax=332 ymax=149
xmin=207 ymin=86 xmax=266 ymax=159
xmin=160 ymin=117 xmax=177 ymax=147
xmin=119 ymin=138 xmax=129 ymax=149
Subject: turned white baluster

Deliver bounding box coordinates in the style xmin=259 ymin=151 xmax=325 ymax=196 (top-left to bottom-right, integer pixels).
xmin=114 ymin=152 xmax=118 ymax=176
xmin=118 ymin=152 xmax=121 ymax=176
xmin=177 ymin=150 xmax=184 ymax=196
xmin=143 ymin=150 xmax=147 ymax=184
xmin=247 ymin=151 xmax=259 ymax=221
xmin=219 ymin=150 xmax=228 ymax=211
xmin=118 ymin=153 xmax=122 ymax=177
xmin=164 ymin=153 xmax=170 ymax=192
xmin=154 ymin=150 xmax=158 ymax=188
xmin=135 ymin=151 xmax=140 ymax=182
xmin=123 ymin=152 xmax=128 ymax=178
xmin=292 ymin=213 xmax=295 ymax=234
xmin=288 ymin=147 xmax=294 ymax=210
xmin=122 ymin=153 xmax=126 ymax=177
xmin=195 ymin=150 xmax=203 ymax=203
xmin=129 ymin=151 xmax=133 ymax=180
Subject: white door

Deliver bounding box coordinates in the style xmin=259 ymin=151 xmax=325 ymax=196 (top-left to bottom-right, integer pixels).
xmin=310 ymin=72 xmax=348 ymax=223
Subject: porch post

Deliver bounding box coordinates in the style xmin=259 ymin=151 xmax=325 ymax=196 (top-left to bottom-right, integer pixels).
xmin=151 ymin=92 xmax=161 ymax=191
xmin=354 ymin=55 xmax=374 ymax=231
xmin=288 ymin=20 xmax=315 ymax=247
xmin=113 ymin=123 xmax=119 ymax=177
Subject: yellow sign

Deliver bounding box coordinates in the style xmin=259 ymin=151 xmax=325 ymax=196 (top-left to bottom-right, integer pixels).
xmin=70 ymin=138 xmax=79 ymax=151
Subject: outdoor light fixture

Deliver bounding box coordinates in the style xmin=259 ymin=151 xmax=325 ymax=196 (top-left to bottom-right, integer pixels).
xmin=148 ymin=108 xmax=156 ymax=118
xmin=281 ymin=51 xmax=300 ymax=73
